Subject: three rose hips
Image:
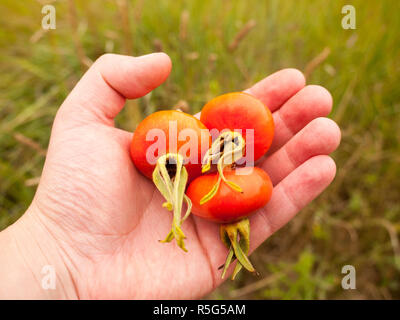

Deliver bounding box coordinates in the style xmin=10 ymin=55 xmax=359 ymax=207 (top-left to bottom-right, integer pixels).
xmin=130 ymin=92 xmax=274 ymax=279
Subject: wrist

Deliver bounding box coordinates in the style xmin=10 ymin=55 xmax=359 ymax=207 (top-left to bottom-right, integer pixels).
xmin=0 ymin=207 xmax=79 ymax=299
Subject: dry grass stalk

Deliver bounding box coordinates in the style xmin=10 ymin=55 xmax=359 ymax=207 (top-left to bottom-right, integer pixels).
xmin=304 ymin=47 xmax=331 ymax=79
xmin=369 ymin=218 xmax=400 ymax=267
xmin=208 ymin=53 xmax=218 ymax=73
xmin=13 ymin=133 xmax=47 ymax=157
xmin=143 ymin=91 xmax=153 ymax=115
xmin=230 ymin=270 xmax=284 ymax=298
xmin=334 ymin=75 xmax=358 ymax=123
xmin=153 ymin=39 xmax=163 ymax=52
xmin=173 ymin=100 xmax=190 ymax=113
xmin=332 ymin=135 xmax=367 ymax=190
xmin=180 ymin=10 xmax=189 ymax=40
xmin=235 ymin=57 xmax=251 ymax=84
xmin=324 ymin=215 xmax=358 ymax=243
xmin=133 ymin=0 xmax=144 ymax=22
xmin=228 ymin=19 xmax=257 ymax=52
xmin=30 ymin=28 xmax=48 ymax=43
xmin=25 ymin=176 xmax=41 ymax=187
xmin=67 ymin=0 xmax=93 ymax=69
xmin=116 ymin=0 xmax=134 ymax=55
xmin=186 ymin=52 xmax=199 ymax=60
xmin=36 ymin=0 xmax=57 ymax=4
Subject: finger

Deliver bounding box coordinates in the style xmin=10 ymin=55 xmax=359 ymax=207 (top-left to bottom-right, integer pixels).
xmin=245 ymin=68 xmax=305 ymax=112
xmin=267 ymin=85 xmax=333 ymax=154
xmin=261 ymin=117 xmax=341 ymax=185
xmin=57 ymin=53 xmax=172 ymax=125
xmin=250 ymin=155 xmax=337 ymax=249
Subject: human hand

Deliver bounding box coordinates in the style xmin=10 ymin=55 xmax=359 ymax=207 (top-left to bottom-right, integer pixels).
xmin=0 ymin=53 xmax=340 ymax=299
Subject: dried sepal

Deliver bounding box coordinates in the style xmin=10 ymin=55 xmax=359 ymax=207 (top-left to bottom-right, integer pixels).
xmin=152 ymin=153 xmax=192 ymax=252
xmin=219 ymin=218 xmax=256 ymax=280
xmin=200 ymin=131 xmax=245 ymax=204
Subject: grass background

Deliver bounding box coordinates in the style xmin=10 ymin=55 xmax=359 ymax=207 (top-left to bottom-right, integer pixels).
xmin=0 ymin=0 xmax=399 ymax=299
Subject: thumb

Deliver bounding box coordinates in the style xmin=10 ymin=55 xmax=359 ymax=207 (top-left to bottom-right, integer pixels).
xmin=56 ymin=53 xmax=172 ymax=125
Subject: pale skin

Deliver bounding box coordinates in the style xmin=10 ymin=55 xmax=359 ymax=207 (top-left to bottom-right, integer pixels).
xmin=0 ymin=53 xmax=340 ymax=299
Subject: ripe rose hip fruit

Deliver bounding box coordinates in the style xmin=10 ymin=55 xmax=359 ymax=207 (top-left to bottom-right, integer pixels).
xmin=199 ymin=92 xmax=274 ymax=206
xmin=187 ymin=167 xmax=273 ymax=279
xmin=130 ymin=110 xmax=211 ymax=251
xmin=187 ymin=167 xmax=272 ymax=223
xmin=200 ymin=91 xmax=274 ymax=162
xmin=188 ymin=92 xmax=275 ymax=279
xmin=131 ymin=110 xmax=210 ymax=182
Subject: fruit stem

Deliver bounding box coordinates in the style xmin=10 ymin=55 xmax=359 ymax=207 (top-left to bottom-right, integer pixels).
xmin=219 ymin=218 xmax=256 ymax=280
xmin=200 ymin=131 xmax=245 ymax=204
xmin=152 ymin=153 xmax=192 ymax=252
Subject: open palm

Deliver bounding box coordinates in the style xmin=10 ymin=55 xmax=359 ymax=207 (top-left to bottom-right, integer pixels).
xmin=25 ymin=53 xmax=340 ymax=299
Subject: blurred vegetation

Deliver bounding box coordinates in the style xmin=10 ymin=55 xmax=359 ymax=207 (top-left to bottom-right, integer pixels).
xmin=0 ymin=0 xmax=399 ymax=299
